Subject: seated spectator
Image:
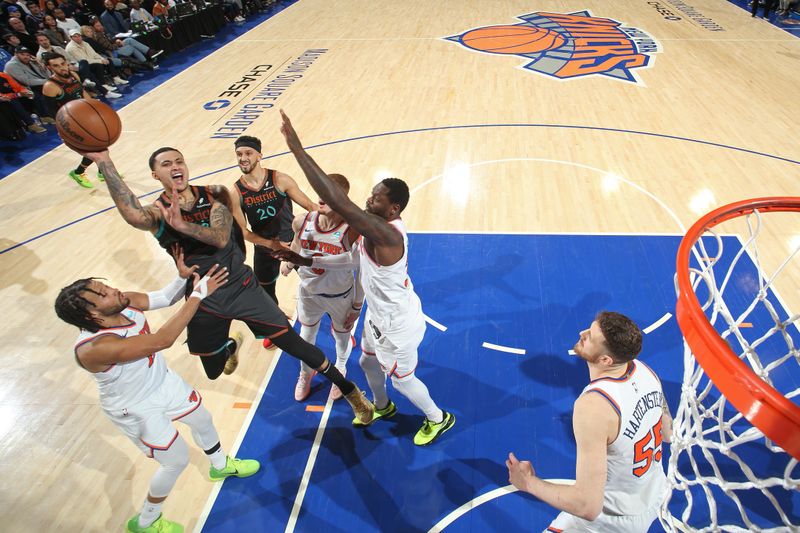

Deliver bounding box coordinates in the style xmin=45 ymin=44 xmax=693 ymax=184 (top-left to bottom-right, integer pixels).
xmin=44 ymin=0 xmax=57 ymax=15
xmin=8 ymin=14 xmax=39 ymax=52
xmin=0 ymin=69 xmax=47 ymax=133
xmin=151 ymin=0 xmax=174 ymax=18
xmin=42 ymin=14 xmax=68 ymax=45
xmin=53 ymin=8 xmax=81 ymax=36
xmin=91 ymin=18 xmax=160 ymax=67
xmin=35 ymin=31 xmax=68 ymax=61
xmin=100 ymin=0 xmax=128 ymax=34
xmin=3 ymin=45 xmax=56 ymax=118
xmin=64 ymin=28 xmax=122 ymax=97
xmin=127 ymin=0 xmax=152 ymax=23
xmin=2 ymin=32 xmax=22 ymax=54
xmin=63 ymin=0 xmax=95 ymax=25
xmin=1 ymin=0 xmax=27 ymax=26
xmin=24 ymin=1 xmax=45 ymax=33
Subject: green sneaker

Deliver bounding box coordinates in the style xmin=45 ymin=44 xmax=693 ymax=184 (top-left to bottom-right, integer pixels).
xmin=209 ymin=456 xmax=261 ymax=481
xmin=96 ymin=170 xmax=124 ymax=182
xmin=125 ymin=513 xmax=183 ymax=533
xmin=352 ymin=400 xmax=397 ymax=428
xmin=413 ymin=411 xmax=455 ymax=446
xmin=68 ymin=170 xmax=92 ymax=188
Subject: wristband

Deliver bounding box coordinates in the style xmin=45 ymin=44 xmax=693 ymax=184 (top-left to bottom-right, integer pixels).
xmin=190 ymin=275 xmax=211 ymax=300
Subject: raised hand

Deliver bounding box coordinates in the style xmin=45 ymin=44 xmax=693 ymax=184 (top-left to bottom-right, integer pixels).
xmin=506 ymin=452 xmax=536 ymax=493
xmin=157 ymin=186 xmax=187 ymax=232
xmin=191 ymin=264 xmax=229 ymax=299
xmin=280 ymin=110 xmax=303 ymax=153
xmin=170 ymin=243 xmax=198 ymax=279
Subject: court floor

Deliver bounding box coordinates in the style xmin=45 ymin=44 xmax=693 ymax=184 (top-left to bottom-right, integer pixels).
xmin=1 ymin=1 xmax=799 ymax=531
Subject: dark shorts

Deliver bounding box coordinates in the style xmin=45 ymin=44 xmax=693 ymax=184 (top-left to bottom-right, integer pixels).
xmin=254 ymin=245 xmax=281 ymax=286
xmin=186 ymin=266 xmax=288 ymax=354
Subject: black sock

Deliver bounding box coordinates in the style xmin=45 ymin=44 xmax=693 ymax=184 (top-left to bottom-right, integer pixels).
xmin=270 ymin=329 xmax=355 ymax=395
xmin=319 ymin=362 xmax=355 ymax=396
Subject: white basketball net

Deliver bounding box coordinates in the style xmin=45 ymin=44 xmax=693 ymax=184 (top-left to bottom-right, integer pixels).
xmin=661 ymin=209 xmax=800 ymax=532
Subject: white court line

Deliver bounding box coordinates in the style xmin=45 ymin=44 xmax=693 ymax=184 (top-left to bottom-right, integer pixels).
xmin=568 ymin=349 xmax=576 ymax=356
xmin=427 ymin=480 xmax=574 ymax=533
xmin=482 ymin=342 xmax=526 ymax=355
xmin=285 ymin=398 xmax=335 ymax=533
xmin=425 ymin=314 xmax=448 ymax=331
xmin=643 ymin=312 xmax=673 ymax=334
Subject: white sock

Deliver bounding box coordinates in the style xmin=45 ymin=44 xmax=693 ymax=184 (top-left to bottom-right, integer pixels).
xmin=332 ymin=329 xmax=353 ymax=369
xmin=139 ymin=499 xmax=163 ymax=527
xmin=299 ymin=322 xmax=320 ymax=375
xmin=208 ymin=449 xmax=227 ymax=470
xmin=392 ymin=375 xmax=443 ymax=423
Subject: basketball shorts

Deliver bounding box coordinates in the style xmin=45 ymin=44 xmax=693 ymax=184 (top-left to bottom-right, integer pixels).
xmin=104 ymin=370 xmax=201 ymax=457
xmin=545 ymin=500 xmax=661 ymax=533
xmin=296 ymin=284 xmax=356 ymax=332
xmin=361 ymin=309 xmax=426 ymax=379
xmin=186 ymin=265 xmax=290 ymax=354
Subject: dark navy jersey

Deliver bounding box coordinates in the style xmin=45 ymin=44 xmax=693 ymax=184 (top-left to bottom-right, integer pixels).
xmin=235 ymin=169 xmax=295 ymax=242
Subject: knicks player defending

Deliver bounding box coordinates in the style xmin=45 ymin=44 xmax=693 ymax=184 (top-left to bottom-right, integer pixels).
xmin=54 ymin=253 xmax=260 ymax=533
xmin=229 ymin=135 xmax=318 ymax=350
xmin=506 ymin=312 xmax=671 ymax=532
xmin=275 ymin=111 xmax=455 ymax=446
xmin=80 ymin=149 xmax=375 ymax=425
xmin=280 ymin=173 xmax=362 ymax=402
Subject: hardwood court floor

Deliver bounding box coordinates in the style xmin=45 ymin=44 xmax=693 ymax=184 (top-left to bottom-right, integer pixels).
xmin=0 ymin=1 xmax=798 ymax=531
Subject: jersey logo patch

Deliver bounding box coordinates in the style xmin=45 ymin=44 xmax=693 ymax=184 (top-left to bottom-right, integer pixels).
xmin=189 ymin=390 xmax=198 ymax=403
xmin=444 ymin=10 xmax=660 ymax=84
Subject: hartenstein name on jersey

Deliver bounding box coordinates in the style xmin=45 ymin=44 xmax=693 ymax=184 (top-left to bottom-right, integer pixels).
xmin=622 ymin=390 xmax=663 ymax=440
xmin=301 ymin=239 xmax=343 ymax=256
xmin=243 ymin=189 xmax=278 ymax=206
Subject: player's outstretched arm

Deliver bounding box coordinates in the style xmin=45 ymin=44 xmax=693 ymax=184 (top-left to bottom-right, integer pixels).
xmin=274 ymin=171 xmax=319 ymax=213
xmin=123 ymin=244 xmax=198 ymax=311
xmin=82 ymin=151 xmax=161 ymax=231
xmin=506 ymin=393 xmax=609 ymax=521
xmin=77 ymin=266 xmax=228 ymax=370
xmin=279 ymin=110 xmax=401 ymax=248
xmin=156 ymin=186 xmax=233 ymax=249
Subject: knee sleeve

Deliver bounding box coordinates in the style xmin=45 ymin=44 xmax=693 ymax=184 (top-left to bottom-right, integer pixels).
xmin=391 ymin=375 xmax=443 ymax=422
xmin=178 ymin=403 xmax=220 ymax=451
xmin=149 ymin=434 xmax=190 ymax=498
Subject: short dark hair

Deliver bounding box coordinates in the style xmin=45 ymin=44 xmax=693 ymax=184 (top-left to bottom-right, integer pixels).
xmin=381 ymin=177 xmax=409 ymax=213
xmin=41 ymin=51 xmax=66 ymax=65
xmin=234 ymin=135 xmax=261 ymax=153
xmin=596 ymin=311 xmax=642 ymax=364
xmin=149 ymin=146 xmax=182 ymax=170
xmin=55 ymin=278 xmax=103 ymax=332
xmin=328 ymin=173 xmax=349 ymax=193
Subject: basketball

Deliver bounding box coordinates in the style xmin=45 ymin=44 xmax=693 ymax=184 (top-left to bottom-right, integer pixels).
xmin=461 ymin=25 xmax=566 ymax=55
xmin=56 ymin=99 xmax=122 ymax=152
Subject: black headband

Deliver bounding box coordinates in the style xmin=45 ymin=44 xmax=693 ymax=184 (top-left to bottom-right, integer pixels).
xmin=234 ymin=138 xmax=261 ymax=152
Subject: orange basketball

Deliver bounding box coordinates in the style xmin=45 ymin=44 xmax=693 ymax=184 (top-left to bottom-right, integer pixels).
xmin=56 ymin=99 xmax=122 ymax=153
xmin=461 ymin=25 xmax=566 ymax=55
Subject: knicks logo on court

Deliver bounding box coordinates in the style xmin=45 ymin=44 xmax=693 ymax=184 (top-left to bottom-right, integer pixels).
xmin=445 ymin=10 xmax=660 ymax=84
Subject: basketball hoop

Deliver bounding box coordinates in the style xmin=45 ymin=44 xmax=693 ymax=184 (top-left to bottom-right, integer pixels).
xmin=663 ymin=197 xmax=800 ymax=531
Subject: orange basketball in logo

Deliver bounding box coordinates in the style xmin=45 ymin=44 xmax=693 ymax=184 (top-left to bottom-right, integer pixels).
xmin=461 ymin=24 xmax=566 ymax=55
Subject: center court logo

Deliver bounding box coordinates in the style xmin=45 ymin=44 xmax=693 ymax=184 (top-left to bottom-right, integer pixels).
xmin=445 ymin=11 xmax=660 ymax=84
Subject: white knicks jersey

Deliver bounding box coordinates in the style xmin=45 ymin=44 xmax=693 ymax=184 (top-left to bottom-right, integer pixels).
xmin=297 ymin=212 xmax=355 ymax=295
xmin=357 ymin=218 xmax=424 ymax=334
xmin=582 ymin=360 xmax=668 ymax=517
xmin=74 ymin=307 xmax=167 ymax=412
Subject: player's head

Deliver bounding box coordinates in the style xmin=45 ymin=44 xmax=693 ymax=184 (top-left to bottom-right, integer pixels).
xmin=42 ymin=52 xmax=69 ymax=77
xmin=149 ymin=147 xmax=189 ymax=192
xmin=365 ymin=178 xmax=409 ymax=220
xmin=318 ymin=173 xmax=350 ymax=216
xmin=573 ymin=311 xmax=642 ymax=366
xmin=234 ymin=136 xmax=262 ymax=174
xmin=55 ymin=278 xmax=130 ymax=332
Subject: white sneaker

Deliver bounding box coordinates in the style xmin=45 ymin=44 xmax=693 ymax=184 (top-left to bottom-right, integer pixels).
xmin=102 ymin=84 xmax=117 ymax=92
xmin=294 ymin=370 xmax=316 ymax=402
xmin=234 ymin=15 xmax=245 ymax=22
xmin=82 ymin=79 xmax=96 ymax=88
xmin=113 ymin=76 xmax=129 ymax=85
xmin=104 ymin=91 xmax=122 ymax=99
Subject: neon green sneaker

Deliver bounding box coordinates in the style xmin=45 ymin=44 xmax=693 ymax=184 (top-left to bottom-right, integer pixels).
xmin=96 ymin=170 xmax=124 ymax=182
xmin=68 ymin=170 xmax=92 ymax=188
xmin=125 ymin=513 xmax=183 ymax=532
xmin=209 ymin=456 xmax=261 ymax=481
xmin=413 ymin=411 xmax=455 ymax=446
xmin=352 ymin=400 xmax=397 ymax=428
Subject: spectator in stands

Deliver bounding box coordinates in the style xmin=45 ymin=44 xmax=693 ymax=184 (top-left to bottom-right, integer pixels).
xmin=1 ymin=0 xmax=26 ymax=25
xmin=151 ymin=0 xmax=174 ymax=18
xmin=91 ymin=18 xmax=160 ymax=66
xmin=4 ymin=45 xmax=57 ymax=119
xmin=44 ymin=0 xmax=57 ymax=15
xmin=64 ymin=28 xmax=122 ymax=97
xmin=2 ymin=32 xmax=22 ymax=54
xmin=752 ymin=0 xmax=778 ymax=17
xmin=53 ymin=8 xmax=81 ymax=36
xmin=42 ymin=14 xmax=68 ymax=45
xmin=8 ymin=14 xmax=39 ymax=51
xmin=127 ymin=0 xmax=152 ymax=23
xmin=100 ymin=0 xmax=128 ymax=34
xmin=35 ymin=31 xmax=69 ymax=62
xmin=0 ymin=69 xmax=47 ymax=133
xmin=24 ymin=1 xmax=45 ymax=33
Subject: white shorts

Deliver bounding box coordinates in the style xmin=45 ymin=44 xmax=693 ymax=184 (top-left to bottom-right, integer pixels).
xmin=103 ymin=370 xmax=202 ymax=457
xmin=546 ymin=501 xmax=660 ymax=533
xmin=361 ymin=309 xmax=425 ymax=379
xmin=296 ymin=284 xmax=356 ymax=333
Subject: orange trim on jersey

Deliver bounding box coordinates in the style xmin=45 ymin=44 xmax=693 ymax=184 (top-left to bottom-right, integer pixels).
xmin=236 ymin=169 xmax=270 ymax=194
xmin=590 ymin=361 xmax=636 ymax=384
xmin=388 ymin=362 xmax=417 ymax=379
xmin=585 ymin=388 xmax=622 ymax=417
xmin=361 ymin=346 xmax=376 ymax=356
xmin=172 ymin=390 xmax=203 ymax=421
xmin=546 ymin=527 xmax=563 ymax=533
xmin=141 ymin=430 xmax=179 ymax=454
xmin=300 ymin=318 xmax=322 ymax=328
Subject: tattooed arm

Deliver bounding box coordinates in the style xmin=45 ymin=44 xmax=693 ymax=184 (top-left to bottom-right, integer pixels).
xmin=157 ymin=187 xmax=233 ymax=249
xmin=83 ymin=151 xmax=160 ymax=231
